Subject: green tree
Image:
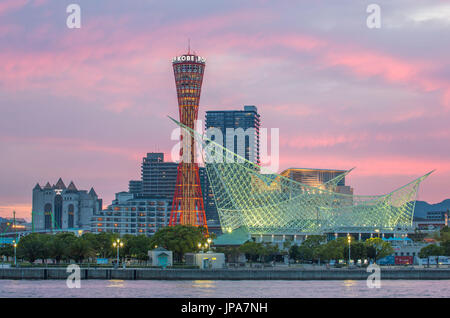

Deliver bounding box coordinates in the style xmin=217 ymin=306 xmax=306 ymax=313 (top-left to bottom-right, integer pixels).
xmin=0 ymin=244 xmax=14 ymax=259
xmin=215 ymin=246 xmax=241 ymax=263
xmin=17 ymin=233 xmax=46 ymax=263
xmin=50 ymin=232 xmax=77 ymax=263
xmin=288 ymin=244 xmax=301 ymax=262
xmin=441 ymin=240 xmax=450 ymax=256
xmin=437 ymin=226 xmax=450 ymax=243
xmin=149 ymin=225 xmax=207 ymax=262
xmin=302 ymin=235 xmax=326 ymax=249
xmin=123 ymin=235 xmax=152 ymax=262
xmin=293 ymin=235 xmax=326 ymax=263
xmin=69 ymin=238 xmax=94 ymax=263
xmin=91 ymin=232 xmax=118 ymax=258
xmin=419 ymin=244 xmax=443 ymax=267
xmin=348 ymin=241 xmax=367 ymax=263
xmin=318 ymin=238 xmax=345 ymax=263
xmin=239 ymin=241 xmax=263 ymax=264
xmin=297 ymin=244 xmax=314 ymax=262
xmin=365 ymin=238 xmax=394 ymax=263
xmin=262 ymin=243 xmax=279 ymax=263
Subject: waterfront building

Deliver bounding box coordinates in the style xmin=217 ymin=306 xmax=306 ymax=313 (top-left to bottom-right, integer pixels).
xmin=412 ymin=218 xmax=448 ymax=232
xmin=32 ymin=178 xmax=102 ymax=231
xmin=205 ymin=105 xmax=260 ymax=165
xmin=185 ymin=252 xmax=225 ymax=269
xmin=425 ymin=210 xmax=449 ymax=221
xmin=90 ymin=192 xmax=170 ymax=236
xmin=173 ymin=118 xmax=432 ymax=243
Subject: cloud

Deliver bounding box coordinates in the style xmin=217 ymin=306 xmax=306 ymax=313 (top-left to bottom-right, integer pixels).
xmin=0 ymin=0 xmax=28 ymax=15
xmin=0 ymin=0 xmax=449 ymax=217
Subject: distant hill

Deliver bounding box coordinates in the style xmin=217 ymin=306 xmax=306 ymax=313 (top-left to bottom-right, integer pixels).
xmin=413 ymin=199 xmax=450 ymax=218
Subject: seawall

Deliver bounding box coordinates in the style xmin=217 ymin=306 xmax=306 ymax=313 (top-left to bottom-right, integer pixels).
xmin=1 ymin=268 xmax=450 ymax=280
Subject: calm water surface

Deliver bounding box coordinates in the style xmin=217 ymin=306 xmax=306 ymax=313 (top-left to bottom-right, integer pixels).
xmin=0 ymin=280 xmax=449 ymax=297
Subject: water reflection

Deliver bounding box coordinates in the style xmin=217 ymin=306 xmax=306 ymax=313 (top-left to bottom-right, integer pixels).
xmin=191 ymin=280 xmax=216 ymax=289
xmin=107 ymin=280 xmax=125 ymax=288
xmin=0 ymin=280 xmax=448 ymax=298
xmin=343 ymin=280 xmax=357 ymax=288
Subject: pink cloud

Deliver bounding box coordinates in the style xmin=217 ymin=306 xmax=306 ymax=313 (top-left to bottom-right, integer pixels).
xmin=0 ymin=0 xmax=28 ymax=15
xmin=0 ymin=135 xmax=143 ymax=161
xmin=0 ymin=204 xmax=31 ymax=220
xmin=281 ymin=133 xmax=369 ymax=149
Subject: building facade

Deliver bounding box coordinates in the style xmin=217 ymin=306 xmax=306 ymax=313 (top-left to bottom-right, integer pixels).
xmin=140 ymin=153 xmax=178 ymax=199
xmin=127 ymin=152 xmax=220 ymax=232
xmin=32 ymin=178 xmax=102 ymax=231
xmin=90 ymin=192 xmax=170 ymax=236
xmin=205 ymin=105 xmax=260 ymax=165
xmin=179 ymin=121 xmax=432 ymax=240
xmin=280 ymin=168 xmax=354 ymax=195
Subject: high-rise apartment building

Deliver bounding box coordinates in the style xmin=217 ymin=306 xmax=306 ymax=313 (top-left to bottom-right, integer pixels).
xmin=205 ymin=105 xmax=260 ymax=165
xmin=140 ymin=153 xmax=178 ymax=199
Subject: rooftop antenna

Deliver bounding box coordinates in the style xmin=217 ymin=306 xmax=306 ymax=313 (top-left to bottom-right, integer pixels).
xmin=188 ymin=38 xmax=191 ymax=54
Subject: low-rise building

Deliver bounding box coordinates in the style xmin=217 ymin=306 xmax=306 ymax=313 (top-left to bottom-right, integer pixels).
xmin=185 ymin=252 xmax=226 ymax=269
xmin=412 ymin=219 xmax=447 ymax=232
xmin=148 ymin=247 xmax=173 ymax=267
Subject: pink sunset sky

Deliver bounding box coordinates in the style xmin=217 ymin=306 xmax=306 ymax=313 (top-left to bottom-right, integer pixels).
xmin=1 ymin=0 xmax=450 ymax=219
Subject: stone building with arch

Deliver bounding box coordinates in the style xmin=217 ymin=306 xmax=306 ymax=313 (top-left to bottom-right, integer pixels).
xmin=32 ymin=178 xmax=102 ymax=231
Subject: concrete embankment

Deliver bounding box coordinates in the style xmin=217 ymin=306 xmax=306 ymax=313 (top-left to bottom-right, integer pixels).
xmin=1 ymin=268 xmax=450 ymax=280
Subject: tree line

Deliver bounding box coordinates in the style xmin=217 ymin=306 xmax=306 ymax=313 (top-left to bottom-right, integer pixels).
xmin=0 ymin=225 xmax=210 ymax=264
xmin=288 ymin=236 xmax=394 ymax=264
xmin=1 ymin=226 xmax=448 ymax=266
xmin=418 ymin=226 xmax=450 ymax=261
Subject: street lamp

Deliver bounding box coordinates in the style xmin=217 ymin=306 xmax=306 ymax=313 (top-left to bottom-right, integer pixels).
xmin=112 ymin=239 xmax=124 ymax=267
xmin=374 ymin=229 xmax=380 ymax=238
xmin=198 ymin=243 xmax=203 ymax=253
xmin=207 ymin=238 xmax=212 ymax=252
xmin=347 ymin=235 xmax=352 ymax=266
xmin=12 ymin=240 xmax=17 ymax=267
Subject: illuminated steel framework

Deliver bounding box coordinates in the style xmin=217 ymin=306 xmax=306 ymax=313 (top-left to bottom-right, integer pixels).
xmin=171 ymin=117 xmax=432 ymax=235
xmin=169 ymin=53 xmax=208 ymax=229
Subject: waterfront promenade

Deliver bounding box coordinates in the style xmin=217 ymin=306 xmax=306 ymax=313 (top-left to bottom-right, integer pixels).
xmin=1 ymin=267 xmax=450 ymax=280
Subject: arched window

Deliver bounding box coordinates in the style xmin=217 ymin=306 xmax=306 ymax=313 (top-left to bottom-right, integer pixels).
xmin=68 ymin=204 xmax=74 ymax=228
xmin=44 ymin=203 xmax=52 ymax=229
xmin=54 ymin=195 xmax=63 ymax=229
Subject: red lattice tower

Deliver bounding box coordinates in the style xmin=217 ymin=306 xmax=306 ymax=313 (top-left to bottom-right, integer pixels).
xmin=169 ymin=52 xmax=208 ymax=231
